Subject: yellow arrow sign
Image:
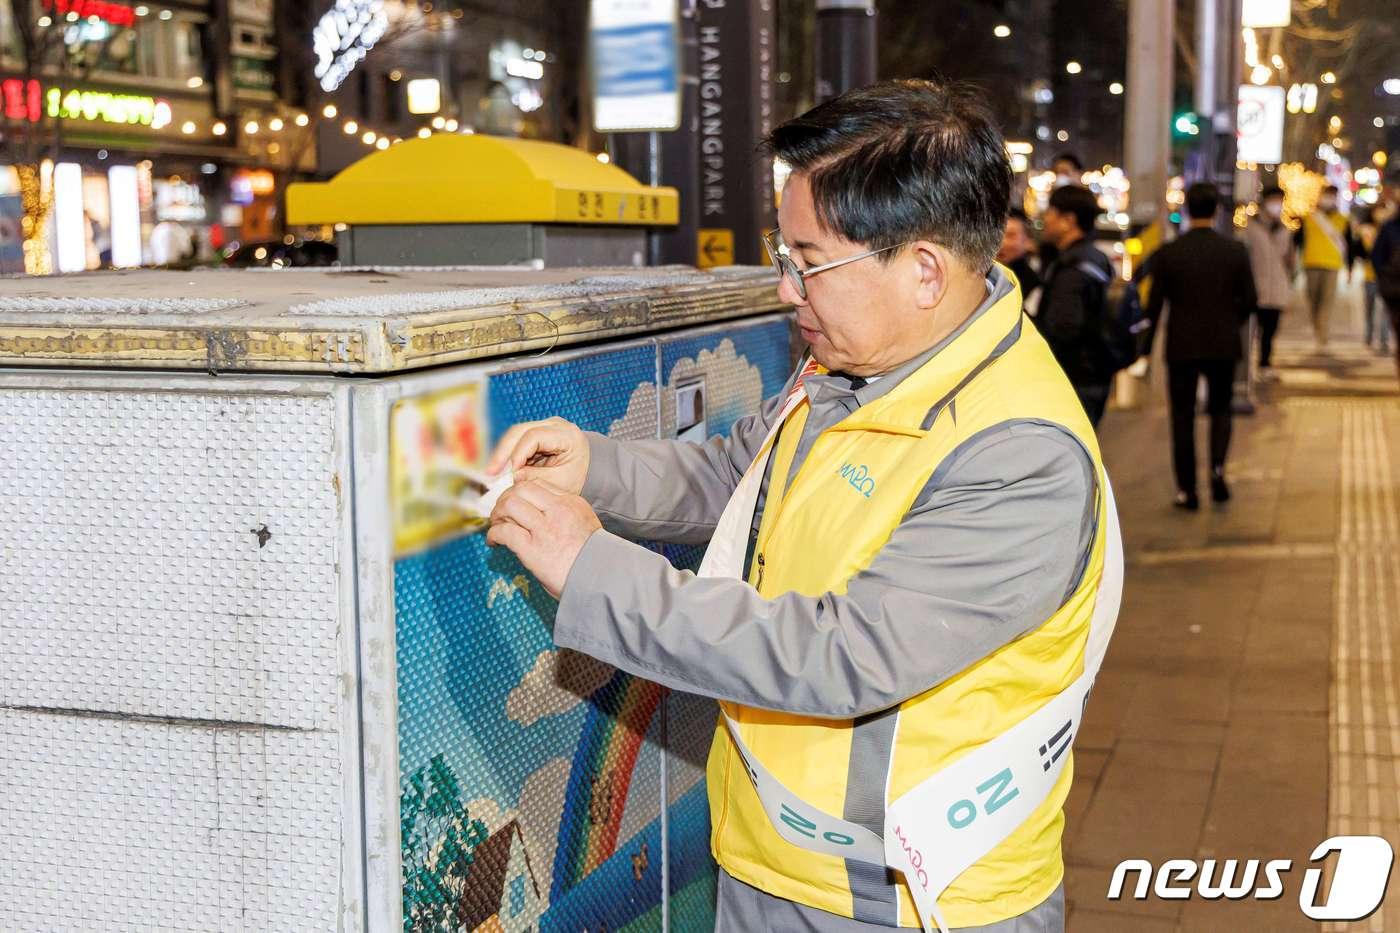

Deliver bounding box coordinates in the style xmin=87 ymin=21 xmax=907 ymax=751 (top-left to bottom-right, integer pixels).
xmin=697 ymin=228 xmax=734 ymax=269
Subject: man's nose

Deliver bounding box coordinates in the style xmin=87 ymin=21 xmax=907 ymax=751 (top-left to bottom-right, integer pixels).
xmin=776 ymin=273 xmax=807 ymax=307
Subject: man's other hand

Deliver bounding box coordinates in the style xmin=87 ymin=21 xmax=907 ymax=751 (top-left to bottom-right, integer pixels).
xmin=486 ymin=416 xmax=590 ymax=495
xmin=486 ymin=479 xmax=602 ymax=598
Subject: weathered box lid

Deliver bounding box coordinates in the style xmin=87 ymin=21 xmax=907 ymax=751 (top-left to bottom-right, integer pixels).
xmin=0 ymin=265 xmax=784 ymax=374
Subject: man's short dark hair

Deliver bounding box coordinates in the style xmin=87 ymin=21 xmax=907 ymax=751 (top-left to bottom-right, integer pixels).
xmin=1323 ymin=184 xmax=1339 ymax=195
xmin=1047 ymin=184 xmax=1099 ymax=235
xmin=763 ymin=79 xmax=1013 ymax=271
xmin=1260 ymin=185 xmax=1284 ymax=201
xmin=1186 ymin=182 xmax=1220 ymax=220
xmin=1052 ymin=152 xmax=1084 ymax=173
xmin=1008 ymin=207 xmax=1031 ymax=229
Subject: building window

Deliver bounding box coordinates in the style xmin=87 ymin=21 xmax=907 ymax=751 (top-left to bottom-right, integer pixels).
xmin=382 ymin=73 xmax=402 ymax=123
xmin=0 ymin=0 xmax=20 ymax=62
xmin=508 ymin=874 xmax=526 ymax=918
xmin=128 ymin=14 xmax=207 ymax=82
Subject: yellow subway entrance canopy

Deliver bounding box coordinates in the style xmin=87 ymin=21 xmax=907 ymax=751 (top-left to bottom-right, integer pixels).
xmin=287 ymin=135 xmax=679 ymax=227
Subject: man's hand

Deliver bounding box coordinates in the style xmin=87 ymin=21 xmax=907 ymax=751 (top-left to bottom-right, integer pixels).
xmin=486 ymin=479 xmax=603 ymax=599
xmin=486 ymin=416 xmax=590 ymax=495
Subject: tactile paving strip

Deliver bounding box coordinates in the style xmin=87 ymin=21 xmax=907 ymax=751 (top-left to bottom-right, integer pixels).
xmin=0 ymin=386 xmax=345 ymax=929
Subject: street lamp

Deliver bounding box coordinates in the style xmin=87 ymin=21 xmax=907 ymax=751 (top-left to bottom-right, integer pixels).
xmin=1066 ymin=61 xmax=1082 ymax=75
xmin=1384 ymin=78 xmax=1400 ymax=96
xmin=1321 ymin=71 xmax=1336 ymax=85
xmin=1110 ymin=82 xmax=1124 ymax=95
xmin=994 ymin=24 xmax=1011 ymax=38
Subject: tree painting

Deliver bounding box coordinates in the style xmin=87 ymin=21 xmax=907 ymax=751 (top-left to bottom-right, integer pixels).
xmin=401 ymin=754 xmax=490 ymax=932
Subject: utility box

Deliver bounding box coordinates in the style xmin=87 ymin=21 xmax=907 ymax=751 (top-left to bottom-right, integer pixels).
xmin=0 ymin=266 xmax=792 ymax=931
xmin=287 ymin=136 xmax=680 ymax=268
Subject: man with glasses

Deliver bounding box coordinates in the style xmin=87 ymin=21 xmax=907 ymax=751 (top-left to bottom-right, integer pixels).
xmin=485 ymin=80 xmax=1119 ymax=932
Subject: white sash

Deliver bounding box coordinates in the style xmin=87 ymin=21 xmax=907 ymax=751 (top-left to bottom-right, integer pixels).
xmin=699 ymin=368 xmax=1124 ymax=933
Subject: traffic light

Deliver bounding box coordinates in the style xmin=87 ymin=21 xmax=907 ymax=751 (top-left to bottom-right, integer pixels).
xmin=1173 ymin=111 xmax=1201 ymax=138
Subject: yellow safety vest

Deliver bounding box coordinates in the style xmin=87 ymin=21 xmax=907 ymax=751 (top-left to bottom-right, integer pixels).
xmin=706 ymin=283 xmax=1110 ymax=928
xmin=1302 ymin=212 xmax=1349 ymax=270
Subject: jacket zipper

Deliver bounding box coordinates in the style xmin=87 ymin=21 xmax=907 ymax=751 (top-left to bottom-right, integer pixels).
xmin=755 ymin=553 xmax=765 ymax=590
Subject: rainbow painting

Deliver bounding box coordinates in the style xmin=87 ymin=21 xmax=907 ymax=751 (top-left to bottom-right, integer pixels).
xmin=550 ymin=671 xmax=665 ymax=900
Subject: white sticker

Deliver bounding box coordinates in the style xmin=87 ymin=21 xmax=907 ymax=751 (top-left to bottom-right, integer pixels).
xmin=476 ymin=469 xmax=515 ymax=514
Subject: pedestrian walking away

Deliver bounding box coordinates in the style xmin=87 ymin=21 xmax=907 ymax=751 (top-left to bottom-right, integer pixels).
xmin=1357 ymin=206 xmax=1393 ymax=355
xmin=1036 ymin=184 xmax=1116 ymax=426
xmin=1370 ymin=170 xmax=1400 ymax=382
xmin=1297 ymin=184 xmax=1354 ymax=349
xmin=481 ymin=79 xmax=1122 ymax=933
xmin=1145 ymin=182 xmax=1258 ymax=511
xmin=1243 ymin=185 xmax=1295 ymax=374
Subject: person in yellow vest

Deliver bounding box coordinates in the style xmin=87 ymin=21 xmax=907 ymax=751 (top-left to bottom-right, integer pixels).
xmin=485 ymin=80 xmax=1121 ymax=933
xmin=1297 ymin=184 xmax=1356 ymax=349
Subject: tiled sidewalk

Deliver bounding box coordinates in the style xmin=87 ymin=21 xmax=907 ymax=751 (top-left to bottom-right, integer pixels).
xmin=1064 ymin=283 xmax=1400 ymax=931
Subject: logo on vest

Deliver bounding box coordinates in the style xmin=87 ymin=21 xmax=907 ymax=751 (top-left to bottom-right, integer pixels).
xmin=837 ymin=463 xmax=877 ymax=498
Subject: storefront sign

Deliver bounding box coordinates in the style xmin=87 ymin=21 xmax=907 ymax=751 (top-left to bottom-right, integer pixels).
xmin=3 ymin=78 xmax=170 ymax=129
xmin=1 ymin=78 xmax=43 ymax=123
xmin=1242 ymin=0 xmax=1290 ymax=28
xmin=1237 ymin=85 xmax=1285 ymax=165
xmin=406 ymin=78 xmax=441 ymax=115
xmin=230 ymin=169 xmax=276 ymax=205
xmin=232 ymin=56 xmax=276 ymax=92
xmin=44 ymin=0 xmax=137 ymax=27
xmin=313 ymin=0 xmax=388 ymax=93
xmin=47 ymin=86 xmax=171 ymax=128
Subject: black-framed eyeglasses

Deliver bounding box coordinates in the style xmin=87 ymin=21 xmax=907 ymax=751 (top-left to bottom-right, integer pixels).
xmin=761 ymin=229 xmax=911 ymax=300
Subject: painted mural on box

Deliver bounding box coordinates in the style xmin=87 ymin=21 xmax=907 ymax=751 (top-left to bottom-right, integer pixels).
xmin=390 ymin=320 xmax=794 ymax=932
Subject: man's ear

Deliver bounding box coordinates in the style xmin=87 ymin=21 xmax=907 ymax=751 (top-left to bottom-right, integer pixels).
xmin=911 ymin=241 xmax=949 ymax=310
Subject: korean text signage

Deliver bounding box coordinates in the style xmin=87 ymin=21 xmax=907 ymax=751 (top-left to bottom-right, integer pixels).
xmin=590 ymin=0 xmax=681 ymax=132
xmin=2 ymin=78 xmax=170 ymax=129
xmin=694 ymin=0 xmax=776 ymax=265
xmin=44 ymin=0 xmax=136 ymax=27
xmin=313 ymin=0 xmax=388 ymax=93
xmin=1237 ymin=85 xmax=1285 ymax=165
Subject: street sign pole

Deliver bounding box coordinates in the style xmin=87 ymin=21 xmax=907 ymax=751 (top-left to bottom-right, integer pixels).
xmin=591 ymin=0 xmax=687 ymax=265
xmin=693 ymin=0 xmax=777 ymax=266
xmin=815 ymin=0 xmax=877 ymax=104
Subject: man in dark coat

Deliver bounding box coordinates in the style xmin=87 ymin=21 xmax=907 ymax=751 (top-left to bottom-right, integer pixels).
xmin=1037 ymin=184 xmax=1114 ymax=426
xmin=1145 ymin=182 xmax=1258 ymax=510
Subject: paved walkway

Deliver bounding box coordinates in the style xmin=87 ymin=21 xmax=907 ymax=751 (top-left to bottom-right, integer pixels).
xmin=1064 ymin=278 xmax=1400 ymax=931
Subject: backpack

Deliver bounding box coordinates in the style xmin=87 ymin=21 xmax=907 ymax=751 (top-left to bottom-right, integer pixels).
xmin=1077 ymin=260 xmax=1151 ymax=374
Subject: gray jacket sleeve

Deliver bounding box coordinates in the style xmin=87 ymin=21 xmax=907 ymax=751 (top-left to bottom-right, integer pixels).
xmin=579 ymin=366 xmax=799 ymax=545
xmin=554 ymin=421 xmax=1097 ymax=719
